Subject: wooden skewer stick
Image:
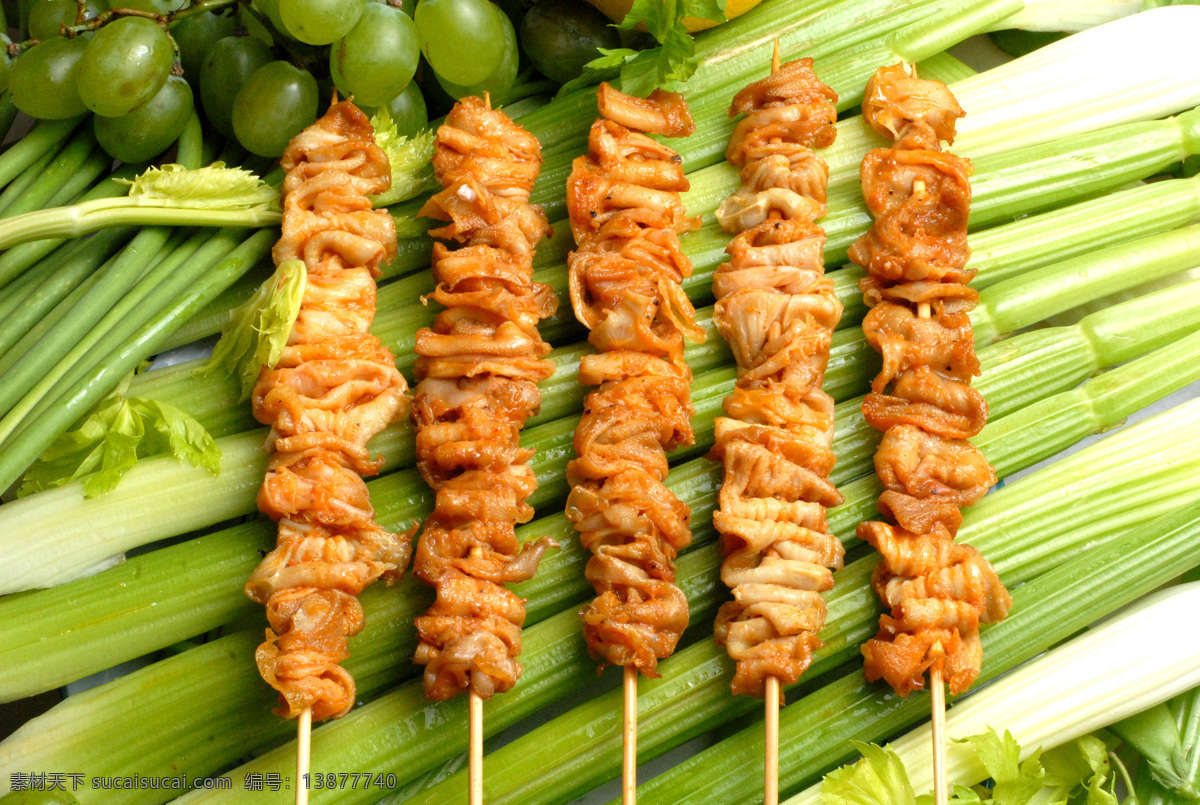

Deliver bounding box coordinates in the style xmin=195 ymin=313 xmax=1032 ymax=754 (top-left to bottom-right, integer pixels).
xmin=296 ymin=706 xmax=312 ymax=805
xmin=759 ymin=39 xmax=785 ymax=805
xmin=764 ymin=676 xmax=781 ymax=805
xmin=623 ymin=665 xmax=638 ymax=804
xmin=469 ymin=688 xmax=484 ymax=805
xmin=911 ymin=176 xmax=946 ymax=804
xmin=914 ymin=178 xmax=930 ymax=321
xmin=930 ymin=645 xmax=948 ymax=805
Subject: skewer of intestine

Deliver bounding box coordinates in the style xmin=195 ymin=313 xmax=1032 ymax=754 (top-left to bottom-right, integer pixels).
xmin=242 ymin=101 xmax=413 ymax=803
xmin=708 ymin=44 xmax=845 ymax=805
xmin=848 ymin=63 xmax=1014 ymax=805
xmin=564 ymin=82 xmax=703 ymax=803
xmin=410 ymin=93 xmax=557 ymax=803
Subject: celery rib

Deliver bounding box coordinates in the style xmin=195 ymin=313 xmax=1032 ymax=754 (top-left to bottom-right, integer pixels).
xmin=5 ymin=335 xmax=1199 ymax=803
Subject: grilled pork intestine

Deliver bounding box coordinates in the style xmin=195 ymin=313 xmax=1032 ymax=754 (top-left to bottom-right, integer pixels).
xmin=706 ymin=58 xmax=846 ymax=699
xmin=245 ymin=101 xmax=412 ymax=721
xmin=850 ymin=64 xmax=1011 ymax=697
xmin=410 ymin=97 xmax=556 ymax=702
xmin=565 ymin=83 xmax=703 ymax=675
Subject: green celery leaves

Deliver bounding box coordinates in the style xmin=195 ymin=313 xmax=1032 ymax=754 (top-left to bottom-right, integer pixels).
xmin=19 ymin=378 xmax=221 ymax=499
xmin=562 ymin=0 xmax=727 ymax=97
xmin=820 ymin=728 xmax=1118 ymax=805
xmin=368 ymin=108 xmax=437 ymax=208
xmin=196 ymin=258 xmax=306 ymax=401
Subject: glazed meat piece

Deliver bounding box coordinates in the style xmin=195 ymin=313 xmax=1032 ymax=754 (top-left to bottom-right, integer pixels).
xmin=858 ymin=520 xmax=1011 ymax=694
xmin=862 ymin=302 xmax=980 ymax=391
xmin=850 ymin=64 xmax=1010 ymax=698
xmin=247 ymin=101 xmax=411 ymax=722
xmin=565 ymin=84 xmax=704 ymax=676
xmin=707 ymin=58 xmax=847 ymax=699
xmin=849 ymin=148 xmax=973 ymax=284
xmin=861 ymin=62 xmax=965 ymax=149
xmin=410 ymin=97 xmax=557 ymax=702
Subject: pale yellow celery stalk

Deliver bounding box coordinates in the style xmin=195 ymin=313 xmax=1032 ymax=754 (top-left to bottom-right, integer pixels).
xmin=817 ymin=7 xmax=1200 ymax=190
xmin=991 ymin=0 xmax=1142 ymax=32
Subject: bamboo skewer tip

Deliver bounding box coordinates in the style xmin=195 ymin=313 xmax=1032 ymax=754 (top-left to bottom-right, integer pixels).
xmin=469 ymin=688 xmax=484 ymax=805
xmin=764 ymin=676 xmax=781 ymax=805
xmin=623 ymin=665 xmax=638 ymax=805
xmin=930 ymin=644 xmax=948 ymax=805
xmin=296 ymin=706 xmax=312 ymax=805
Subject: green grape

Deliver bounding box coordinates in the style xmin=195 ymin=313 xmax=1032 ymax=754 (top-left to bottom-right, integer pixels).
xmin=95 ymin=76 xmax=193 ymax=162
xmin=250 ymin=0 xmax=287 ymax=35
xmin=415 ymin=0 xmax=504 ymax=86
xmin=372 ymin=80 xmax=428 ymax=137
xmin=279 ymin=0 xmax=365 ymax=46
xmin=232 ymin=60 xmax=318 ymax=156
xmin=170 ymin=10 xmax=238 ymax=81
xmin=27 ymin=0 xmax=105 ymax=40
xmin=491 ymin=0 xmax=524 ymax=27
xmin=0 ymin=36 xmax=11 ymax=94
xmin=9 ymin=36 xmax=87 ymax=119
xmin=238 ymin=4 xmax=275 ymax=43
xmin=519 ymin=0 xmax=619 ymax=85
xmin=200 ymin=35 xmax=272 ymax=138
xmin=330 ymin=2 xmax=419 ymax=107
xmin=76 ymin=17 xmax=173 ymax=117
xmin=437 ymin=7 xmax=517 ymax=104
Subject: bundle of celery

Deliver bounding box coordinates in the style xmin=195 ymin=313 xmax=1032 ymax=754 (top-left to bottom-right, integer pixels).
xmin=9 ymin=9 xmax=1200 ymax=592
xmin=4 ymin=2 xmax=1200 ymax=804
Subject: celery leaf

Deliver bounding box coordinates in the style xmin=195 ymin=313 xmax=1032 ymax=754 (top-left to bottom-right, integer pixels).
xmin=196 ymin=259 xmax=306 ymax=401
xmin=119 ymin=162 xmax=279 ymax=211
xmin=820 ymin=728 xmax=1119 ymax=805
xmin=19 ymin=381 xmax=221 ymax=499
xmin=369 ymin=108 xmax=437 ymax=208
xmin=1036 ymin=737 xmax=1116 ymax=805
xmin=560 ymin=0 xmax=725 ymax=97
xmin=395 ymin=215 xmax=429 ymax=240
xmin=821 ymin=741 xmax=916 ymax=805
xmin=956 ymin=728 xmax=1046 ymax=804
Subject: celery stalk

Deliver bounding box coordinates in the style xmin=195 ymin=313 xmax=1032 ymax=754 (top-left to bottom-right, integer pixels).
xmin=0 ymin=228 xmax=136 ymax=369
xmin=398 ymin=417 xmax=1200 ymax=805
xmin=0 ymin=140 xmax=66 ymax=219
xmin=0 ymin=226 xmax=176 ymax=419
xmin=787 ymin=583 xmax=1200 ymax=803
xmin=0 ymin=132 xmax=108 ymax=222
xmin=9 ymin=231 xmax=1198 ymax=595
xmin=0 ymin=229 xmax=226 ymax=442
xmin=990 ymin=0 xmax=1142 ymax=33
xmin=660 ymin=507 xmax=1200 ymax=805
xmin=0 ymin=230 xmax=275 ymax=496
xmin=0 ymin=163 xmax=142 ymax=292
xmin=7 ymin=354 xmax=1199 ymax=803
xmin=129 ymin=122 xmax=1200 ymax=449
xmin=0 ymin=118 xmax=82 ymax=191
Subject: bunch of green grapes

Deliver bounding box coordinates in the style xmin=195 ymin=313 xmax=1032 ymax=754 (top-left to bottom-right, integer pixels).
xmin=8 ymin=0 xmax=195 ymax=162
xmin=1 ymin=0 xmax=619 ymax=162
xmin=3 ymin=0 xmax=433 ymax=160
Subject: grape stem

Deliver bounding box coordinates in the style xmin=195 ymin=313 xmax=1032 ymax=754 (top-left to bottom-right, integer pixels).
xmin=7 ymin=0 xmax=244 ymax=53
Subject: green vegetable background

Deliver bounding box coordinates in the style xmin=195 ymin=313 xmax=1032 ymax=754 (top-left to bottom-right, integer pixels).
xmin=1 ymin=0 xmax=1200 ymax=803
